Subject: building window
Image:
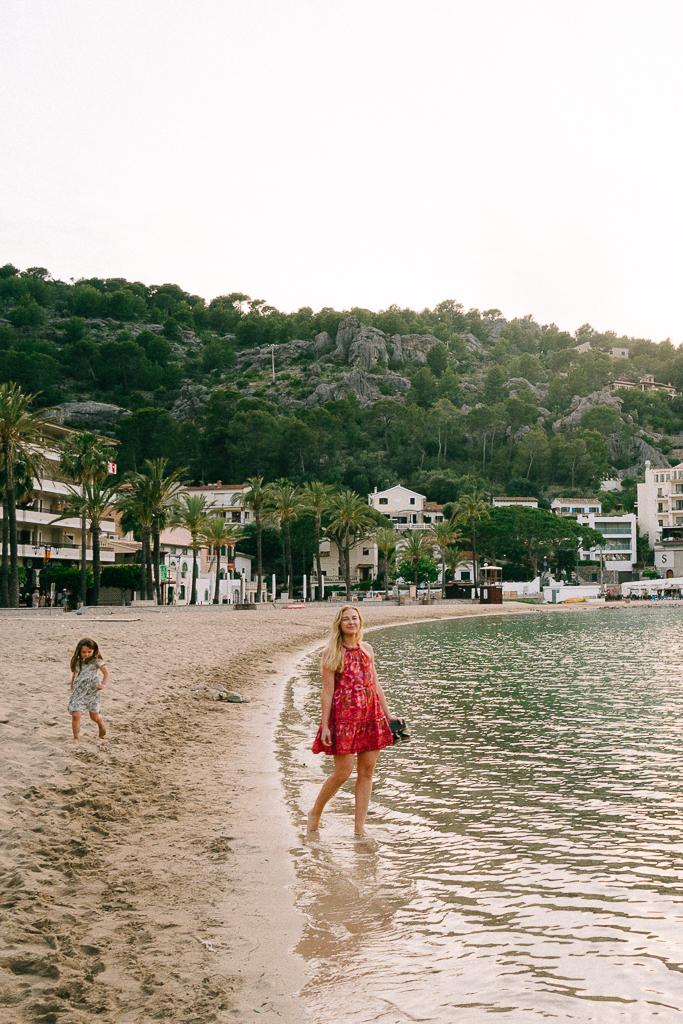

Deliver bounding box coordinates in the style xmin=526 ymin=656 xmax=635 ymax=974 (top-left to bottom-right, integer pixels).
xmin=460 ymin=571 xmax=471 ymax=581
xmin=423 ymin=515 xmax=431 ymax=523
xmin=659 ymin=520 xmax=664 ymax=527
xmin=658 ymin=503 xmax=664 ymax=512
xmin=379 ymin=498 xmax=388 ymax=505
xmin=658 ymin=488 xmax=663 ymax=497
xmin=362 ymin=548 xmax=369 ymax=556
xmin=410 ymin=498 xmax=415 ymax=505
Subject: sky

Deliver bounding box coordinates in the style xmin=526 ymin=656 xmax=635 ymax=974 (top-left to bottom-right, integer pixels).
xmin=1 ymin=0 xmax=682 ymax=342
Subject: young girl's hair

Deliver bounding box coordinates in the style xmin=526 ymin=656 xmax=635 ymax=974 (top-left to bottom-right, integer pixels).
xmin=70 ymin=638 xmax=101 ymax=673
xmin=322 ymin=605 xmax=364 ymax=673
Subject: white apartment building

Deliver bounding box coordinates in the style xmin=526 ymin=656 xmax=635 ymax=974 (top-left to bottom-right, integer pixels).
xmin=312 ymin=536 xmax=379 ymax=588
xmin=368 ymin=485 xmax=445 ymax=529
xmin=181 ymin=481 xmax=251 ymax=524
xmin=636 ymin=460 xmax=683 ymax=544
xmin=551 ymin=497 xmax=602 ymax=517
xmin=576 ymin=512 xmax=637 ymax=572
xmin=1 ymin=422 xmax=117 ymax=593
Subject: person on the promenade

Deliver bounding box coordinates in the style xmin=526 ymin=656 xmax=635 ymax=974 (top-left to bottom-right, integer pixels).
xmin=307 ymin=605 xmax=394 ymax=836
xmin=31 ymin=589 xmax=39 ymax=608
xmin=68 ymin=638 xmax=109 ymax=740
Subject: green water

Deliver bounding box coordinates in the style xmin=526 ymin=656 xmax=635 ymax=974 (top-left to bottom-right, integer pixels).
xmin=279 ymin=607 xmax=683 ymax=1023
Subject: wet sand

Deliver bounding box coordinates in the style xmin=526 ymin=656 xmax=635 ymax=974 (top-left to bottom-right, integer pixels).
xmin=0 ymin=601 xmax=538 ymax=1023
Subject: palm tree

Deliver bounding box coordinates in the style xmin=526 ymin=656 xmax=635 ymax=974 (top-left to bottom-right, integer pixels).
xmin=264 ymin=479 xmax=304 ymax=596
xmin=452 ymin=492 xmax=490 ymax=596
xmin=239 ymin=476 xmax=269 ymax=602
xmin=0 ymin=383 xmax=45 ymax=606
xmin=169 ymin=494 xmax=216 ymax=604
xmin=202 ymin=517 xmax=243 ymax=604
xmin=52 ymin=480 xmax=118 ymax=605
xmin=445 ymin=545 xmax=471 ymax=585
xmin=142 ymin=458 xmax=186 ymax=605
xmin=400 ymin=530 xmax=429 ymax=590
xmin=115 ymin=480 xmax=154 ymax=600
xmin=327 ymin=490 xmax=376 ymax=599
xmin=374 ymin=524 xmax=399 ymax=599
xmin=301 ymin=480 xmax=335 ymax=600
xmin=1 ymin=449 xmax=42 ymax=607
xmin=59 ymin=431 xmax=116 ymax=607
xmin=427 ymin=519 xmax=464 ymax=599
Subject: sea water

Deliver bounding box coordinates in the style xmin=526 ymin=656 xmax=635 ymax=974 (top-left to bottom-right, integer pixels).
xmin=278 ymin=607 xmax=683 ymax=1023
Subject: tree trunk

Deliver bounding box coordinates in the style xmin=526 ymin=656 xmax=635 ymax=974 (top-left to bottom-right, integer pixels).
xmin=344 ymin=532 xmax=351 ymax=600
xmin=384 ymin=554 xmax=389 ymax=599
xmin=414 ymin=560 xmax=419 ymax=589
xmin=213 ymin=544 xmax=221 ymax=604
xmin=441 ymin=553 xmax=446 ymax=599
xmin=1 ymin=497 xmax=8 ymax=607
xmin=315 ymin=516 xmax=324 ymax=601
xmin=139 ymin=533 xmax=147 ymax=600
xmin=190 ymin=539 xmax=198 ymax=604
xmin=285 ymin=520 xmax=293 ymax=595
xmin=92 ymin=527 xmax=100 ymax=606
xmin=153 ymin=516 xmax=161 ymax=605
xmin=8 ymin=478 xmax=18 ymax=607
xmin=145 ymin=530 xmax=153 ymax=599
xmin=471 ymin=519 xmax=478 ymax=597
xmin=255 ymin=508 xmax=263 ymax=601
xmin=80 ymin=507 xmax=87 ymax=606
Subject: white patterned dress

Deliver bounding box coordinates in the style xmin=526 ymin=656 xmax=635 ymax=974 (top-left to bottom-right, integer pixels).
xmin=68 ymin=659 xmax=105 ymax=713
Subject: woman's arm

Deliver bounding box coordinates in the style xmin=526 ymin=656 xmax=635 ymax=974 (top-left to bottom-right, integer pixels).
xmin=319 ymin=664 xmax=335 ymax=746
xmin=362 ymin=642 xmax=393 ymax=722
xmin=97 ymin=664 xmax=110 ymax=691
xmin=70 ymin=671 xmax=75 ymax=690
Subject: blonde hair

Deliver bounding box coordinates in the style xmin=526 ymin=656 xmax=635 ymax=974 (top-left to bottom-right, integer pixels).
xmin=322 ymin=605 xmax=364 ymax=673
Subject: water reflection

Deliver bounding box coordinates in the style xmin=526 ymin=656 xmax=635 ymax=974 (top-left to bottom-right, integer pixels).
xmin=278 ymin=608 xmax=683 ymax=1022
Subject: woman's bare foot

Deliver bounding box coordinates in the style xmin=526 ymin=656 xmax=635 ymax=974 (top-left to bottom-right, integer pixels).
xmin=306 ymin=810 xmax=320 ymax=833
xmin=98 ymin=724 xmax=106 ymax=738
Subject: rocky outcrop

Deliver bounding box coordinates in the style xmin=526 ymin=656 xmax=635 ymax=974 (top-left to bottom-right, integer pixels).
xmin=43 ymin=402 xmax=131 ymax=427
xmin=389 ymin=333 xmax=442 ymax=363
xmin=170 ymin=382 xmax=210 ymax=423
xmin=332 ymin=317 xmax=389 ymax=368
xmin=304 ymin=367 xmax=410 ymax=410
xmin=313 ymin=331 xmax=334 ymax=355
xmin=552 ymin=390 xmax=625 ymax=432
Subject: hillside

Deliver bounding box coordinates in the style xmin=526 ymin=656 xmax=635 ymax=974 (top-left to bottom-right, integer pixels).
xmin=2 ymin=262 xmax=683 ymax=507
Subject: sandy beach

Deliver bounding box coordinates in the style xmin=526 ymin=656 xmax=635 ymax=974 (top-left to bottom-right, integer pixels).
xmin=0 ymin=600 xmax=540 ymax=1024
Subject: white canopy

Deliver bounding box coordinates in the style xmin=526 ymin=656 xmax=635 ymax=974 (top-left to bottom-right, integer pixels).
xmin=622 ymin=576 xmax=683 ymax=594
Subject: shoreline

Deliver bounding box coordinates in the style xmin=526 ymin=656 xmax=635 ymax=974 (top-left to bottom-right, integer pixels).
xmin=0 ymin=600 xmax=589 ymax=1022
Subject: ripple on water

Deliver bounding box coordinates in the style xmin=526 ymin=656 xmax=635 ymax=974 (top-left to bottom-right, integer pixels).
xmin=278 ymin=608 xmax=683 ymax=1023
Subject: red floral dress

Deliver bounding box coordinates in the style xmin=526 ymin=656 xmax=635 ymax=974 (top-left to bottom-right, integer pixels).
xmin=312 ymin=646 xmax=393 ymax=756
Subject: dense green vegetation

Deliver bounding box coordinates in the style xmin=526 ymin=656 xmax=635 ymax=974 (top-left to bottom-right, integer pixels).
xmin=2 ymin=262 xmax=682 ymax=510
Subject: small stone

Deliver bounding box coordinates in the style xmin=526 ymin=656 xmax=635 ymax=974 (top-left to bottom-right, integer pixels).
xmin=225 ymin=692 xmax=243 ymax=702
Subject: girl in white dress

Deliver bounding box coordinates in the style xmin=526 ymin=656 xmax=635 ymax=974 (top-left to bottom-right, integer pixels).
xmin=68 ymin=638 xmax=109 ymax=740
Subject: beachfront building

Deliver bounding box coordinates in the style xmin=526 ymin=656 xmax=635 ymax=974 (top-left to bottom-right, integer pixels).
xmin=575 ymin=512 xmax=637 ymax=582
xmin=636 ymin=460 xmax=683 ymax=546
xmin=492 ymin=496 xmax=539 ymax=508
xmin=551 ymin=497 xmax=602 ymax=517
xmin=310 ymin=535 xmax=379 ymax=592
xmin=368 ymin=485 xmax=446 ymax=529
xmin=608 ymin=374 xmax=676 ymax=397
xmin=1 ymin=421 xmax=117 ymax=596
xmin=161 ymin=525 xmax=255 ymax=604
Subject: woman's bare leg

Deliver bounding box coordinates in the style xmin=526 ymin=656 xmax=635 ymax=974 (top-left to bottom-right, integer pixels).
xmin=71 ymin=711 xmax=81 ymax=739
xmin=354 ymin=749 xmax=380 ymax=835
xmin=307 ymin=754 xmax=354 ymax=832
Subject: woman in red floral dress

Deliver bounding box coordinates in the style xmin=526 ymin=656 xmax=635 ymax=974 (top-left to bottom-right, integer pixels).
xmin=308 ymin=605 xmax=395 ymax=836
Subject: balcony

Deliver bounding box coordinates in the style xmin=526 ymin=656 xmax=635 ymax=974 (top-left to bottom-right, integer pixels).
xmin=18 ymin=544 xmax=115 ymax=563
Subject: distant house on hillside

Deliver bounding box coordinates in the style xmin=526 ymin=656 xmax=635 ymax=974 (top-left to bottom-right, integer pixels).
xmin=610 ymin=346 xmax=629 ymax=359
xmin=368 ymin=485 xmax=445 ymax=529
xmin=492 ymin=496 xmax=539 ymax=509
xmin=551 ymin=497 xmax=602 ymax=517
xmin=609 ymin=375 xmax=676 ymax=397
xmin=574 ymin=341 xmax=592 ymax=354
